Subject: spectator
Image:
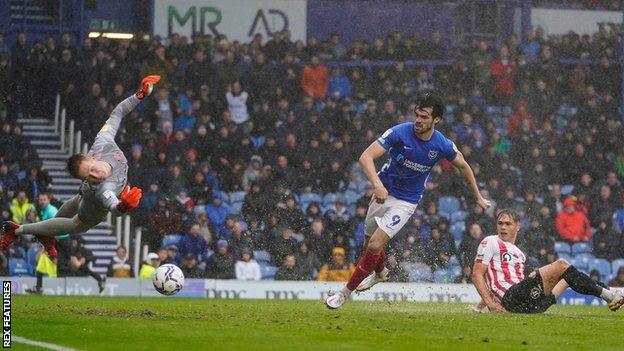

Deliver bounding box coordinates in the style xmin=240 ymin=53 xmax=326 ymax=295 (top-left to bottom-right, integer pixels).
xmin=317 ymin=247 xmax=355 ymax=281
xmin=180 ymin=254 xmax=205 ymax=279
xmin=328 ymin=67 xmax=352 ymax=99
xmin=608 ymin=267 xmax=624 ymax=287
xmin=592 ymin=220 xmax=620 ymax=260
xmin=178 ymin=223 xmax=207 ymax=261
xmin=386 ymin=253 xmax=408 ymax=282
xmin=275 ymin=254 xmax=301 ymax=281
xmin=226 ymin=81 xmax=249 ymax=125
xmin=235 ymin=248 xmax=261 ymax=281
xmin=458 ymin=223 xmax=484 ymax=268
xmin=205 ymin=240 xmax=235 ymax=279
xmin=300 ymin=55 xmax=328 ymax=99
xmin=424 ymin=226 xmax=457 ymax=270
xmin=106 ymin=246 xmax=133 ymax=278
xmin=58 ymin=236 xmax=105 ymax=292
xmin=507 ymin=100 xmax=536 ymax=137
xmin=19 ymin=167 xmax=50 ymax=200
xmin=295 ymin=241 xmax=321 ymax=280
xmin=489 ymin=46 xmax=516 ymax=105
xmin=205 ymin=195 xmax=229 ymax=236
xmin=555 ymin=197 xmax=591 ymax=242
xmin=36 ymin=193 xmax=57 ymax=221
xmin=10 ymin=190 xmax=36 ymax=224
xmin=147 ymin=198 xmax=182 ymax=251
xmin=270 ymin=226 xmax=298 ymax=267
xmin=305 ymin=219 xmax=332 ymax=263
xmin=139 ymin=252 xmax=160 ymax=279
xmin=0 ymin=164 xmax=18 ymax=192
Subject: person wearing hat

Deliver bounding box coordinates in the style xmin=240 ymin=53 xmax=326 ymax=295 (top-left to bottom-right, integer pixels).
xmin=317 ymin=247 xmax=355 ymax=282
xmin=139 ymin=252 xmax=160 ymax=279
xmin=242 ymin=155 xmax=264 ymax=191
xmin=555 ymin=196 xmax=591 ymax=242
xmin=234 ymin=248 xmax=261 ymax=281
xmin=205 ymin=239 xmax=235 ymax=279
xmin=180 ymin=253 xmax=205 ymax=279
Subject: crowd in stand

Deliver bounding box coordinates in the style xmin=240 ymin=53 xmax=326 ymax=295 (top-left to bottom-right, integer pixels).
xmin=1 ymin=24 xmax=624 ymax=284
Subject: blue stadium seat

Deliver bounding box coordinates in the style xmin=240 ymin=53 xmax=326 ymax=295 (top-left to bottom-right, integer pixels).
xmin=408 ymin=267 xmax=433 ymax=282
xmin=357 ymin=181 xmax=372 ymax=193
xmin=438 ymin=211 xmax=451 ymax=220
xmin=8 ymin=258 xmax=31 ymax=276
xmin=571 ymin=242 xmax=591 ymax=255
xmin=228 ymin=191 xmax=246 ymax=204
xmin=554 ymin=242 xmax=571 ymax=254
xmin=450 ymin=222 xmax=465 ymax=241
xmin=322 ymin=193 xmax=339 ymax=207
xmin=557 ymin=253 xmax=573 ymax=262
xmin=588 ymin=259 xmax=611 ymax=279
xmin=162 ymin=234 xmax=183 ymax=249
xmin=229 ymin=202 xmax=243 ymax=216
xmin=450 ymin=210 xmax=468 ymax=224
xmin=300 ymin=192 xmax=322 ymax=205
xmin=448 ymin=255 xmax=459 ymax=266
xmin=438 ymin=196 xmax=460 ymax=214
xmin=260 ymin=264 xmax=278 ymax=280
xmin=613 ymin=209 xmax=624 ymax=233
xmin=612 ymin=259 xmax=624 ymax=274
xmin=433 ymin=269 xmax=452 ymax=283
xmin=572 ymin=253 xmax=594 ymax=269
xmin=253 ymin=250 xmax=271 ymax=263
xmin=450 ymin=265 xmax=462 ymax=281
xmin=344 ymin=190 xmax=360 ymax=205
xmin=250 ymin=136 xmax=266 ymax=149
xmin=560 ymin=185 xmax=575 ymax=196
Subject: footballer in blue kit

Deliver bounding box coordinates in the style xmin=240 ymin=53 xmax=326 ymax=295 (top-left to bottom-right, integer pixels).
xmin=326 ymin=91 xmax=491 ymax=309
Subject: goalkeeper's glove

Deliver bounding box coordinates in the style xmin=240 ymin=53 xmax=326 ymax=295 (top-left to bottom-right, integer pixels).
xmin=116 ymin=185 xmax=143 ymax=212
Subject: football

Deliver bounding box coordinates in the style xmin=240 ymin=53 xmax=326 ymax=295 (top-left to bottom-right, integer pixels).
xmin=152 ymin=264 xmax=185 ymax=296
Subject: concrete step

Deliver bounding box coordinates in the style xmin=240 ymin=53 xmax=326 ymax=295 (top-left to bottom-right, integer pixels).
xmin=48 ymin=171 xmax=69 ymax=177
xmin=83 ymin=235 xmax=117 ymax=242
xmin=85 ymin=228 xmax=114 ymax=236
xmin=95 ymin=258 xmax=112 ymax=266
xmin=22 ymin=131 xmax=59 ymax=137
xmin=17 ymin=118 xmax=52 ymax=124
xmin=51 ymin=178 xmax=82 ymax=185
xmin=22 ymin=125 xmax=56 ymax=131
xmin=31 ymin=140 xmax=61 ymax=146
xmin=34 ymin=148 xmax=67 ymax=154
xmin=39 ymin=154 xmax=70 ymax=161
xmin=42 ymin=160 xmax=66 ymax=166
xmin=43 ymin=164 xmax=67 ymax=171
xmin=92 ymin=250 xmax=116 ymax=257
xmin=84 ymin=244 xmax=118 ymax=250
xmin=91 ymin=266 xmax=107 ymax=274
xmin=50 ymin=184 xmax=79 ymax=191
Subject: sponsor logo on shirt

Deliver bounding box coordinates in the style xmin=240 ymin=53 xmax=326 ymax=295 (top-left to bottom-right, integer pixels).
xmin=396 ymin=154 xmax=431 ymax=173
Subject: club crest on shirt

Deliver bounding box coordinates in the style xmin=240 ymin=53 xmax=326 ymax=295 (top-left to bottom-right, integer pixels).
xmin=428 ymin=150 xmax=438 ymax=160
xmin=114 ymin=151 xmax=123 ymax=161
xmin=502 ymin=252 xmax=512 ymax=262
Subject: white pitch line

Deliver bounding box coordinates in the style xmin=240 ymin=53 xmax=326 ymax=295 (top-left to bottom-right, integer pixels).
xmin=12 ymin=335 xmax=84 ymax=351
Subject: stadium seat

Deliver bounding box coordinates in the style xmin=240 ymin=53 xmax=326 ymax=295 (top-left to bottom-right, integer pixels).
xmin=253 ymin=250 xmax=271 ymax=263
xmin=343 ymin=190 xmax=360 ymax=205
xmin=571 ymin=242 xmax=591 ymax=255
xmin=438 ymin=196 xmax=460 ymax=214
xmin=408 ymin=267 xmax=433 ymax=282
xmin=611 ymin=259 xmax=624 ymax=274
xmin=554 ymin=242 xmax=571 ymax=254
xmin=260 ymin=264 xmax=278 ymax=280
xmin=357 ymin=181 xmax=372 ymax=193
xmin=560 ymin=185 xmax=575 ymax=196
xmin=438 ymin=211 xmax=451 ymax=220
xmin=450 ymin=222 xmax=465 ymax=241
xmin=572 ymin=253 xmax=594 ymax=269
xmin=450 ymin=210 xmax=468 ymax=224
xmin=588 ymin=258 xmax=611 ymax=279
xmin=250 ymin=136 xmax=266 ymax=149
xmin=162 ymin=234 xmax=183 ymax=249
xmin=450 ymin=265 xmax=462 ymax=281
xmin=299 ymin=192 xmax=322 ymax=205
xmin=557 ymin=253 xmax=573 ymax=262
xmin=612 ymin=209 xmax=624 ymax=233
xmin=433 ymin=269 xmax=452 ymax=283
xmin=322 ymin=193 xmax=339 ymax=207
xmin=448 ymin=255 xmax=459 ymax=266
xmin=229 ymin=202 xmax=243 ymax=216
xmin=8 ymin=258 xmax=31 ymax=276
xmin=228 ymin=191 xmax=246 ymax=204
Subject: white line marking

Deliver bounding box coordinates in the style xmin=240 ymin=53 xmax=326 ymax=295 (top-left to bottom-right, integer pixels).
xmin=12 ymin=335 xmax=84 ymax=351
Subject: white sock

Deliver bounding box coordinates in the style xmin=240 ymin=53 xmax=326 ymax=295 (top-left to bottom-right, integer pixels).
xmin=600 ymin=288 xmax=614 ymax=303
xmin=340 ymin=286 xmax=352 ymax=296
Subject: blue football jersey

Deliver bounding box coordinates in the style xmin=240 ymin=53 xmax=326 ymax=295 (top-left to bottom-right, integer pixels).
xmin=377 ymin=122 xmax=457 ymax=204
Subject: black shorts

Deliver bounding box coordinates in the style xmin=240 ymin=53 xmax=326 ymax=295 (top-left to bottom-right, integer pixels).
xmin=501 ymin=270 xmax=557 ymax=314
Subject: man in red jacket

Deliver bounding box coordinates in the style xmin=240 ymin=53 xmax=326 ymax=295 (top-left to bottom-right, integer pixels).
xmin=301 ymin=55 xmax=328 ymax=99
xmin=556 ymin=197 xmax=591 ymax=242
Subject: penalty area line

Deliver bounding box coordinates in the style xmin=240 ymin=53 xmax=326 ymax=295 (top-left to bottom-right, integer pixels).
xmin=12 ymin=335 xmax=84 ymax=351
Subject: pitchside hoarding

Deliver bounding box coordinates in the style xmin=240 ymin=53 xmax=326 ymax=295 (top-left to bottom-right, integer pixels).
xmin=153 ymin=0 xmax=307 ymax=42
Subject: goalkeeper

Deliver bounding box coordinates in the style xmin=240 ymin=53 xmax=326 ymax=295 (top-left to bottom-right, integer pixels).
xmin=1 ymin=75 xmax=161 ymax=258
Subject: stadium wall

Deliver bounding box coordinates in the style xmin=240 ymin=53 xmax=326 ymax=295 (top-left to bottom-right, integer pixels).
xmin=4 ymin=277 xmax=621 ymax=306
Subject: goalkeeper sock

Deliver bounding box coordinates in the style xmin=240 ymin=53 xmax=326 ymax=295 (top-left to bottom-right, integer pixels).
xmin=562 ymin=265 xmax=603 ymax=297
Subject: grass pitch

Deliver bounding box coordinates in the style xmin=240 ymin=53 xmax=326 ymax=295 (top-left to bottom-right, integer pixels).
xmin=12 ymin=296 xmax=621 ymax=351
